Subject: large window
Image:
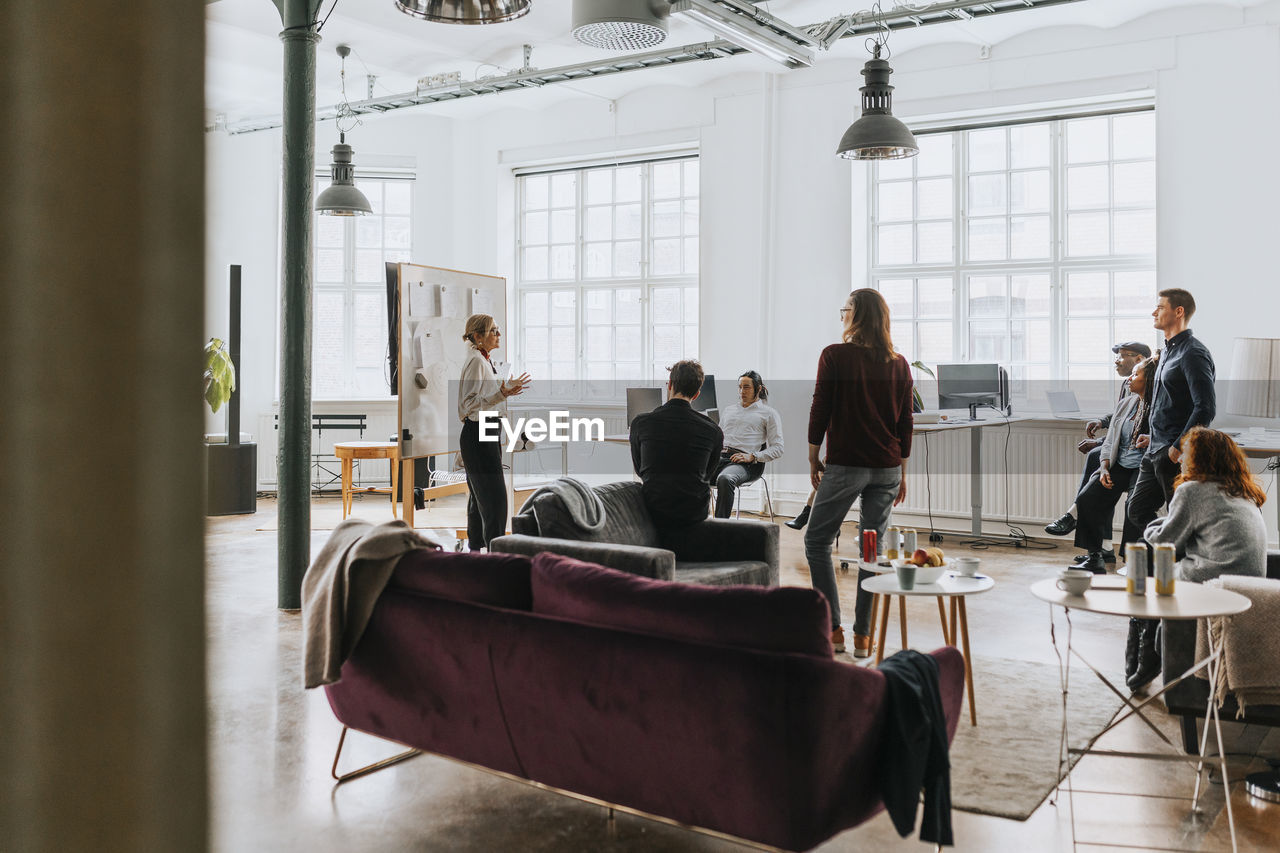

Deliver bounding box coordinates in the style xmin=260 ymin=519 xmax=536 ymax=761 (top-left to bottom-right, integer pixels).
xmin=516 ymin=156 xmax=699 ymax=399
xmin=870 ymin=110 xmax=1156 ymax=406
xmin=312 ymin=176 xmax=413 ymax=399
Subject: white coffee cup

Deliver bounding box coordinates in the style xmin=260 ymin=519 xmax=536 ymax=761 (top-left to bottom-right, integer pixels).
xmin=1056 ymin=568 xmax=1093 ymax=595
xmin=953 ymin=556 xmax=980 ymax=577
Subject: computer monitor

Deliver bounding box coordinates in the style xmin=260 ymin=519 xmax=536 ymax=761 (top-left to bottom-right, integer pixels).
xmin=690 ymin=373 xmax=717 ymax=413
xmin=626 ymin=387 xmax=663 ymax=428
xmin=936 ymin=363 xmax=1009 ymax=416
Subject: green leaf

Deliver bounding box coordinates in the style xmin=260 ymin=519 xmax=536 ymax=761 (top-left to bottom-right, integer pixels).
xmin=204 ymin=337 xmax=236 ymax=414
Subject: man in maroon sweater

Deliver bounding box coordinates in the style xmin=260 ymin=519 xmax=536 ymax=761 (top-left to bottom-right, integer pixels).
xmin=804 ymin=289 xmax=914 ymax=657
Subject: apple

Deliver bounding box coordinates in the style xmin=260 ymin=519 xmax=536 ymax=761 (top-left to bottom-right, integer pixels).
xmin=911 ymin=549 xmax=929 ymax=566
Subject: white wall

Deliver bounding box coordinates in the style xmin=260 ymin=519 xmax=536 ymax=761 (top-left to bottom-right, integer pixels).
xmin=206 ymin=3 xmax=1280 ymax=537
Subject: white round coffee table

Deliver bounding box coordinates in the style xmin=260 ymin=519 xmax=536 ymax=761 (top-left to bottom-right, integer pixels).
xmin=1029 ymin=577 xmax=1251 ymax=852
xmin=862 ymin=571 xmax=995 ymax=725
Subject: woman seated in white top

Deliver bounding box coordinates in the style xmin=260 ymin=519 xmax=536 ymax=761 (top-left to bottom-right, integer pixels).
xmin=712 ymin=371 xmax=784 ymax=518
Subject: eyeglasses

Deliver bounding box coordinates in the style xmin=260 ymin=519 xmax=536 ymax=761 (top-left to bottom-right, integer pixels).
xmin=839 ymin=308 xmax=851 ymax=317
xmin=487 ymin=328 xmax=501 ymax=335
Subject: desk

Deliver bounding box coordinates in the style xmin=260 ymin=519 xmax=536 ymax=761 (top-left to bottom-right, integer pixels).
xmin=333 ymin=441 xmax=399 ymax=520
xmin=1029 ymin=578 xmax=1251 ymax=852
xmin=1234 ymin=430 xmax=1280 ymax=538
xmin=915 ymin=416 xmax=1030 ymax=536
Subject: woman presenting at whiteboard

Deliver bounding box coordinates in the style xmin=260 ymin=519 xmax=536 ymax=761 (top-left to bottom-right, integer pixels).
xmin=459 ymin=313 xmax=530 ymax=550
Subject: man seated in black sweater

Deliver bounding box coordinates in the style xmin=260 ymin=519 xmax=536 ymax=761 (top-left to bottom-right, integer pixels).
xmin=629 ymin=360 xmax=724 ymax=529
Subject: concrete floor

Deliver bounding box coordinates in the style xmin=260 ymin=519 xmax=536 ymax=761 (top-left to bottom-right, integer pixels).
xmin=207 ymin=496 xmax=1280 ymax=851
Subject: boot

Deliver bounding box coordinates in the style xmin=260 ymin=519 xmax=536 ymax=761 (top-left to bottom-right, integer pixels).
xmin=1124 ymin=618 xmax=1142 ymax=683
xmin=1127 ymin=619 xmax=1161 ymax=692
xmin=786 ymin=505 xmax=811 ymax=530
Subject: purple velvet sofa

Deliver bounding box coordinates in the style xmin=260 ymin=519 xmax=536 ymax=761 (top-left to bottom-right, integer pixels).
xmin=324 ymin=547 xmax=965 ymax=852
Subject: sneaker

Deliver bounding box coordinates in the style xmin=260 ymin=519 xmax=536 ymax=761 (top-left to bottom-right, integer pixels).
xmin=852 ymin=633 xmax=873 ymax=659
xmin=1044 ymin=513 xmax=1077 ymax=536
xmin=831 ymin=626 xmax=846 ymax=653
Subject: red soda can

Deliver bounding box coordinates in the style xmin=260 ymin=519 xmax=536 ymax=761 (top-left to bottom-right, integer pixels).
xmin=861 ymin=529 xmax=877 ymax=562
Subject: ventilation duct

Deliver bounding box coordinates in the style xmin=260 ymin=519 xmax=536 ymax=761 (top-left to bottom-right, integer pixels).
xmin=572 ymin=0 xmax=669 ymax=50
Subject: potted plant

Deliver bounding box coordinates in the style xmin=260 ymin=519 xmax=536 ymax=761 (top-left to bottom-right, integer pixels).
xmin=911 ymin=360 xmax=934 ymax=413
xmin=204 ymin=337 xmax=236 ymax=413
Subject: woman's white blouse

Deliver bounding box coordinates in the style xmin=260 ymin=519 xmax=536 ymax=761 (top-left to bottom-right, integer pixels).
xmin=457 ymin=349 xmax=506 ymax=423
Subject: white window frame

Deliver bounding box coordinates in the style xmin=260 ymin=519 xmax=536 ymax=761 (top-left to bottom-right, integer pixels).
xmin=310 ymin=173 xmax=414 ymax=400
xmin=514 ymin=154 xmax=700 ymax=404
xmin=867 ymin=106 xmax=1157 ymax=407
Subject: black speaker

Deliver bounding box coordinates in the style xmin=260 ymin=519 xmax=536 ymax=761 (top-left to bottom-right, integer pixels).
xmin=207 ymin=443 xmax=257 ymax=515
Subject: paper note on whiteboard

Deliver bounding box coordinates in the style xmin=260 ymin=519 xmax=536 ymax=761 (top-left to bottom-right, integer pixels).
xmin=408 ymin=280 xmax=436 ymax=317
xmin=416 ymin=330 xmax=445 ymax=367
xmin=471 ymin=287 xmax=495 ymax=316
xmin=439 ymin=285 xmax=466 ymax=318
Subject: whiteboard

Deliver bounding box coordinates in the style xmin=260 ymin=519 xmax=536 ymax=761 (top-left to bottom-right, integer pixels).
xmin=397 ymin=263 xmax=507 ymax=461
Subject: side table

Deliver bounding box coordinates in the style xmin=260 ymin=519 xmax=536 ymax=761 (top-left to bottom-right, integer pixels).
xmin=334 ymin=441 xmax=400 ymax=520
xmin=861 ymin=571 xmax=994 ymax=726
xmin=1029 ymin=577 xmax=1251 ymax=852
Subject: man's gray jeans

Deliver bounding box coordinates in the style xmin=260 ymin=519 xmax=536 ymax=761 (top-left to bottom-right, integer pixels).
xmin=803 ymin=463 xmax=901 ymax=634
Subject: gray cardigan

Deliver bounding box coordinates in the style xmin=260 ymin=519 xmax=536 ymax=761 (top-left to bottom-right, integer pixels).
xmin=1143 ymin=480 xmax=1267 ymax=583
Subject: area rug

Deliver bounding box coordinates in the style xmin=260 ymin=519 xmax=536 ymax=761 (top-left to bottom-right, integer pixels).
xmin=949 ymin=655 xmax=1125 ymax=820
xmin=256 ymin=494 xmax=469 ymax=532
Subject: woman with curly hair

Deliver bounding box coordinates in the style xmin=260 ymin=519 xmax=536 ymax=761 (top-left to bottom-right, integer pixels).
xmin=1143 ymin=426 xmax=1268 ymax=583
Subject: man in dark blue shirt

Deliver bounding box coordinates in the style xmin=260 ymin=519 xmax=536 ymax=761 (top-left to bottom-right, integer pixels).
xmin=1124 ymin=287 xmax=1215 ymax=690
xmin=630 ymin=360 xmax=723 ymax=529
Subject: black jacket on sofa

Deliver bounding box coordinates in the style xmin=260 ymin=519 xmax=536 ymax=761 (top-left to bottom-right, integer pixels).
xmin=877 ymin=650 xmax=953 ymax=846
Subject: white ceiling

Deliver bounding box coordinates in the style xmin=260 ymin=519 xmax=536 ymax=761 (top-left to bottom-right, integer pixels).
xmin=206 ymin=0 xmax=1261 ymax=125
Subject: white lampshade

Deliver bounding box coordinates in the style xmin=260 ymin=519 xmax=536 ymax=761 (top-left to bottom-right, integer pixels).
xmin=1226 ymin=337 xmax=1280 ymax=417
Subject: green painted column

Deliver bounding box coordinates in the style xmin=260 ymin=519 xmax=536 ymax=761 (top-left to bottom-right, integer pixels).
xmin=274 ymin=0 xmax=324 ymax=609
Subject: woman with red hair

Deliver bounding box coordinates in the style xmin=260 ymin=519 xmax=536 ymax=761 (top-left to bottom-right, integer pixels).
xmin=1143 ymin=426 xmax=1268 ymax=583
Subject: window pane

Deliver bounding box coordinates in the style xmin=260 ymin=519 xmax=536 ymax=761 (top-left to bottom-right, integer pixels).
xmin=384 ymin=216 xmax=411 ymax=249
xmin=1068 ymin=318 xmax=1109 ymax=362
xmin=1011 ymin=275 xmax=1051 ymax=317
xmin=525 ymin=327 xmax=548 ymax=361
xmin=1067 ymin=273 xmax=1108 ymax=316
xmin=1113 ymin=162 xmax=1155 ymax=207
xmin=892 ymin=323 xmax=914 ymax=361
xmin=917 ymin=321 xmax=953 ymax=363
xmin=524 ymin=291 xmax=548 ymax=325
xmin=585 ymin=289 xmax=611 ymax=325
xmin=524 ymin=175 xmax=548 ymax=209
xmin=585 ymin=243 xmax=611 ymax=278
xmin=1067 ymin=117 xmax=1109 ymax=163
xmin=683 ymin=161 xmax=700 ymax=194
xmin=587 ymin=326 xmax=612 ymax=360
xmin=682 ymin=288 xmax=699 ymax=323
xmin=653 ymin=162 xmax=681 ymax=199
xmin=683 ymin=237 xmax=699 ymax=274
xmin=652 ymin=201 xmax=680 ymax=237
xmin=1010 ymin=170 xmax=1050 ymax=213
xmin=551 ymin=291 xmax=575 ymax=325
xmin=880 ymin=279 xmax=913 ymax=316
xmin=524 ymin=211 xmax=548 ymax=245
xmin=550 ymin=173 xmax=576 ymax=207
xmin=1010 ymin=124 xmax=1050 ymax=169
xmin=684 ymin=325 xmax=698 ymax=357
xmin=967 ymin=217 xmax=1007 ymax=261
xmin=1113 ymin=112 xmax=1155 ymax=160
xmin=652 ymin=288 xmax=681 ymax=324
xmin=549 ymin=245 xmax=575 ymax=280
xmin=1114 ymin=317 xmax=1155 ymax=348
xmin=313 ymin=291 xmax=345 ymax=398
xmin=586 ymin=169 xmax=612 ymax=205
xmin=653 ymin=325 xmax=683 ymax=363
xmin=551 ymin=327 xmax=575 ymax=361
xmin=916 ymin=222 xmax=953 ymax=264
xmin=879 ymin=182 xmax=913 ymax=221
xmin=1067 ymin=165 xmax=1109 ymax=209
xmin=317 ymin=248 xmax=344 ymax=282
xmin=877 ymin=156 xmax=913 ymax=181
xmin=586 ymin=206 xmax=612 ymax=240
xmin=1010 ymin=215 xmax=1050 ymax=259
xmin=316 ymin=215 xmax=344 ymax=248
xmin=384 ymin=181 xmax=411 ymax=215
xmin=616 ymin=166 xmax=641 ymax=202
xmin=877 ymin=224 xmax=913 ymax=265
xmin=354 ymin=292 xmax=385 ymax=369
xmin=355 ymin=250 xmax=383 ymax=283
xmin=550 ymin=209 xmax=575 ymax=244
xmin=917 ymin=178 xmax=952 ymax=219
xmin=1013 ymin=319 xmax=1052 ymax=362
xmin=356 ymin=216 xmax=382 ymax=248
xmin=615 ymin=204 xmax=641 ymax=239
xmin=616 ymin=289 xmax=641 ymax=323
xmin=970 ymin=320 xmax=1007 ymax=361
xmin=617 ymin=326 xmax=641 ymax=361
xmin=968 ymin=128 xmax=1006 ymax=172
xmin=653 ymin=239 xmax=681 ymax=275
xmin=968 ymin=174 xmax=1007 ymax=216
xmin=615 ymin=241 xmax=641 ymax=277
xmin=684 ymin=199 xmax=700 ymax=235
xmin=917 ymin=135 xmax=953 ymax=177
xmin=968 ymin=276 xmax=1007 ymax=319
xmin=1114 ymin=209 xmax=1156 ymax=255
xmin=1114 ymin=270 xmax=1157 ymax=314
xmin=918 ymin=278 xmax=952 ymax=318
xmin=1067 ymin=212 xmax=1110 ymax=256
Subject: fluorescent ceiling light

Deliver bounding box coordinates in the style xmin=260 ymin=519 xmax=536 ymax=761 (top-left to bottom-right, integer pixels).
xmin=670 ymin=0 xmax=816 ymax=68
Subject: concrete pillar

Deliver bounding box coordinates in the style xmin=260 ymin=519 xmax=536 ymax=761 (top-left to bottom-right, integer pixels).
xmin=0 ymin=2 xmax=208 ymax=850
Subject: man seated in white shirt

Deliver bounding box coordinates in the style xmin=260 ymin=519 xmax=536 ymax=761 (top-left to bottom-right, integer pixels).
xmin=713 ymin=371 xmax=785 ymax=518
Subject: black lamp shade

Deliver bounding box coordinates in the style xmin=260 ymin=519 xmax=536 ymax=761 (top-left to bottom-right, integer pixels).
xmin=837 ymin=56 xmax=919 ymax=160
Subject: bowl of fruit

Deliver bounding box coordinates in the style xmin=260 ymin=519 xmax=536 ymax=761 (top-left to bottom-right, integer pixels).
xmin=891 ymin=547 xmax=947 ymax=585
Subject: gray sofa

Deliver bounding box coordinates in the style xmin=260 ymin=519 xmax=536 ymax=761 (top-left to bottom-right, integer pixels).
xmin=1162 ymin=549 xmax=1280 ymax=752
xmin=491 ymin=481 xmax=778 ymax=587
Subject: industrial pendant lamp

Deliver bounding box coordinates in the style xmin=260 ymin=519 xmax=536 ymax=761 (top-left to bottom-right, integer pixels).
xmin=395 ymin=0 xmax=531 ymax=25
xmin=836 ymin=5 xmax=918 ymax=161
xmin=572 ymin=0 xmax=668 ymax=50
xmin=316 ymin=45 xmax=372 ymax=217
